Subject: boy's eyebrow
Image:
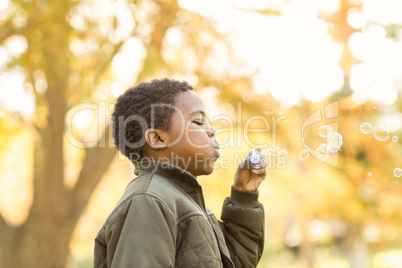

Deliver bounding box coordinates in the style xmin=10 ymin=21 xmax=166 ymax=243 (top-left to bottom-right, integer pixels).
xmin=189 ymin=110 xmax=205 ymax=117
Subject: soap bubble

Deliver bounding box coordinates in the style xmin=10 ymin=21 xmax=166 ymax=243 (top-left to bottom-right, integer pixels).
xmin=392 ymin=136 xmax=398 ymax=142
xmin=327 ymin=132 xmax=343 ymax=151
xmin=261 ymin=146 xmax=280 ymax=158
xmin=270 ymin=146 xmax=280 ymax=157
xmin=277 ymin=149 xmax=288 ymax=163
xmin=299 ymin=150 xmax=309 ymax=161
xmin=260 ymin=147 xmax=288 ymax=163
xmin=328 ymin=143 xmax=340 ymax=153
xmin=318 ymin=125 xmax=333 ymax=137
xmin=317 ymin=143 xmax=329 ymax=162
xmin=368 ymin=172 xmax=372 ymax=177
xmin=373 ymin=126 xmax=389 ymax=141
xmin=278 ymin=149 xmax=288 ymax=158
xmin=394 ymin=168 xmax=402 ymax=178
xmin=360 ymin=123 xmax=373 ymax=134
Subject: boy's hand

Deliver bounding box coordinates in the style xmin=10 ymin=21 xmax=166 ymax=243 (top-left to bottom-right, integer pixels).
xmin=233 ymin=149 xmax=267 ymax=192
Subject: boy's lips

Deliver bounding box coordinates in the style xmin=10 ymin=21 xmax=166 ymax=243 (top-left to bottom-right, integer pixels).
xmin=214 ymin=147 xmax=220 ymax=157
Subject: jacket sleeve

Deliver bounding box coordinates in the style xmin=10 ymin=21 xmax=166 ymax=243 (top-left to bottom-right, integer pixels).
xmin=219 ymin=186 xmax=265 ymax=268
xmin=107 ymin=194 xmax=176 ymax=268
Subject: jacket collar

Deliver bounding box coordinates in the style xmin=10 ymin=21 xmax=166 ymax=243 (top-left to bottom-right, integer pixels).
xmin=134 ymin=159 xmax=202 ymax=194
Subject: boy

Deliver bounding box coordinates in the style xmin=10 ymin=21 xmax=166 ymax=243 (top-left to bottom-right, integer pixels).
xmin=94 ymin=79 xmax=266 ymax=267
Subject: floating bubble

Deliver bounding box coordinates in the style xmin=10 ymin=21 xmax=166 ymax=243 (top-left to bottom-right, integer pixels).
xmin=317 ymin=143 xmax=329 ymax=162
xmin=373 ymin=125 xmax=389 ymax=141
xmin=299 ymin=150 xmax=309 ymax=161
xmin=327 ymin=132 xmax=343 ymax=151
xmin=360 ymin=123 xmax=373 ymax=134
xmin=328 ymin=143 xmax=340 ymax=153
xmin=277 ymin=149 xmax=288 ymax=163
xmin=278 ymin=149 xmax=288 ymax=158
xmin=394 ymin=168 xmax=402 ymax=178
xmin=392 ymin=136 xmax=398 ymax=142
xmin=259 ymin=147 xmax=288 ymax=163
xmin=318 ymin=125 xmax=333 ymax=138
xmin=270 ymin=146 xmax=280 ymax=157
xmin=261 ymin=146 xmax=280 ymax=158
xmin=368 ymin=172 xmax=372 ymax=177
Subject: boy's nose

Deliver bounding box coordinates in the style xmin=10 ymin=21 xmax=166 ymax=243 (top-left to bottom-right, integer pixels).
xmin=206 ymin=126 xmax=216 ymax=137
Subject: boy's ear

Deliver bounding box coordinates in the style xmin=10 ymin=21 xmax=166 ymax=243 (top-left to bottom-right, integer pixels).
xmin=144 ymin=129 xmax=169 ymax=149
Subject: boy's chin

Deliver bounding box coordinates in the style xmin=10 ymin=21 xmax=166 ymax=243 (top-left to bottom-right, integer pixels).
xmin=202 ymin=166 xmax=215 ymax=175
xmin=192 ymin=168 xmax=214 ymax=177
xmin=192 ymin=161 xmax=216 ymax=176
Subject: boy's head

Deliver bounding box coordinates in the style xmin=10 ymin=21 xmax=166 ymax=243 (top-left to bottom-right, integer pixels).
xmin=112 ymin=78 xmax=219 ymax=176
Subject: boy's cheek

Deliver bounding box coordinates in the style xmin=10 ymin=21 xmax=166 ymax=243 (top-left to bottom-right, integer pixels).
xmin=186 ymin=134 xmax=211 ymax=147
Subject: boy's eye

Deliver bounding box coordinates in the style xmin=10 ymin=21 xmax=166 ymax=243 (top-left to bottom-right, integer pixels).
xmin=192 ymin=121 xmax=204 ymax=126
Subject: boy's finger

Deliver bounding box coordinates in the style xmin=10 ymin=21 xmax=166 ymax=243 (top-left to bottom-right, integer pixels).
xmin=252 ymin=160 xmax=267 ymax=170
xmin=252 ymin=168 xmax=266 ymax=175
xmin=240 ymin=152 xmax=252 ymax=170
xmin=260 ymin=160 xmax=268 ymax=168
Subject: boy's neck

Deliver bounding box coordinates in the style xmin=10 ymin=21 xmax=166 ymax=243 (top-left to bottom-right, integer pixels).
xmin=140 ymin=153 xmax=193 ymax=176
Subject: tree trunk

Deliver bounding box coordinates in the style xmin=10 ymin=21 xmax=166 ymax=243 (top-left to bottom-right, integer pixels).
xmin=0 ymin=0 xmax=179 ymax=267
xmin=342 ymin=228 xmax=369 ymax=268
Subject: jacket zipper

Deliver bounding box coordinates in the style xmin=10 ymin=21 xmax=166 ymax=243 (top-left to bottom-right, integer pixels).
xmin=170 ymin=179 xmax=235 ymax=268
xmin=199 ymin=192 xmax=234 ymax=268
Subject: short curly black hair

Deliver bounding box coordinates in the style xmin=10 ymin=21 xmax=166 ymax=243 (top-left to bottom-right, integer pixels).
xmin=112 ymin=78 xmax=193 ymax=162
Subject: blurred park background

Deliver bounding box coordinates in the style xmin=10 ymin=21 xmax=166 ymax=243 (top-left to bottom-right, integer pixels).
xmin=1 ymin=0 xmax=402 ymax=267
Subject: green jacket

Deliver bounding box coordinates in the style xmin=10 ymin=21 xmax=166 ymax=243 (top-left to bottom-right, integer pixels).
xmin=94 ymin=160 xmax=264 ymax=267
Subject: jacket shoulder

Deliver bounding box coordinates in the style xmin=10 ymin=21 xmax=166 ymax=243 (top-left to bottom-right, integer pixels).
xmin=104 ymin=172 xmax=204 ymax=226
xmin=146 ymin=173 xmax=206 ymax=222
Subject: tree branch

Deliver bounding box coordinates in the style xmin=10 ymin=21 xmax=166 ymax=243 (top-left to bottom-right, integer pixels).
xmin=136 ymin=0 xmax=179 ymax=82
xmin=0 ymin=212 xmax=10 ymax=233
xmin=92 ymin=40 xmax=126 ymax=84
xmin=235 ymin=7 xmax=281 ymax=16
xmin=71 ymin=126 xmax=116 ymax=216
xmin=0 ymin=0 xmax=51 ymax=44
xmin=0 ymin=19 xmax=25 ymax=44
xmin=71 ymin=0 xmax=180 ymax=216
